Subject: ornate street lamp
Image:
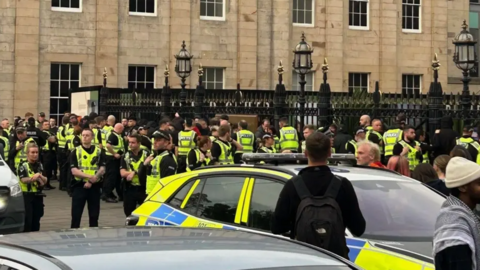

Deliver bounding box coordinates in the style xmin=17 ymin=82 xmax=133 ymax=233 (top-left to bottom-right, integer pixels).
xmin=175 ymin=41 xmax=193 ymax=107
xmin=453 ymin=20 xmax=478 ymax=124
xmin=292 ymin=32 xmax=313 ymax=132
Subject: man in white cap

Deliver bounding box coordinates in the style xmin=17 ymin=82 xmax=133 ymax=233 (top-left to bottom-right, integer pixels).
xmin=433 ymin=157 xmax=480 ymax=270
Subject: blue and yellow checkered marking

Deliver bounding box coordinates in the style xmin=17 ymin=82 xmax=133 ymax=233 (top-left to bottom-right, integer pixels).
xmin=346 ymin=238 xmax=367 ymax=262
xmin=150 ymin=204 xmax=188 ymax=225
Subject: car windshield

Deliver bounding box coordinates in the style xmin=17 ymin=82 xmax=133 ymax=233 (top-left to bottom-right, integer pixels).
xmin=351 ymin=180 xmax=444 ymax=241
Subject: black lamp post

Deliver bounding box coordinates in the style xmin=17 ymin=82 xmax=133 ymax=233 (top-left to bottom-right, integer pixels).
xmin=175 ymin=41 xmax=193 ymax=108
xmin=292 ymin=32 xmax=313 ymax=132
xmin=453 ymin=20 xmax=477 ymax=124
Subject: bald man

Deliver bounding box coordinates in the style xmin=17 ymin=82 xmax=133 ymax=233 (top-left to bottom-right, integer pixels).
xmin=103 ymin=123 xmax=125 ymax=203
xmin=359 ymin=115 xmax=371 ymax=131
xmin=366 ymin=119 xmax=384 ymax=160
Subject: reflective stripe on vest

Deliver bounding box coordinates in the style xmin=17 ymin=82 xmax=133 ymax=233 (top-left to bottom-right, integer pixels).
xmin=92 ymin=128 xmax=100 ymax=147
xmin=17 ymin=162 xmax=39 ymax=193
xmin=75 ymin=146 xmax=101 ymax=182
xmin=178 ymin=130 xmax=196 ymax=156
xmin=42 ymin=131 xmax=51 ymax=151
xmin=214 ymin=140 xmax=234 ymax=164
xmin=0 ymin=136 xmax=9 ymax=161
xmin=345 ymin=140 xmax=358 ymax=157
xmin=186 ymin=148 xmax=210 ymax=172
xmin=67 ymin=134 xmax=80 ymax=151
xmin=124 ymin=150 xmax=148 ymax=186
xmin=146 ymin=151 xmax=174 ymax=194
xmin=366 ymin=130 xmax=383 ymax=154
xmin=458 ymin=138 xmax=480 ymax=165
xmin=383 ymin=129 xmax=403 ymax=156
xmin=236 ymin=130 xmax=254 ymax=153
xmin=14 ymin=138 xmax=36 ymax=169
xmin=210 ymin=136 xmax=217 ymax=143
xmin=106 ymin=132 xmax=124 ymax=156
xmin=279 ymin=126 xmax=299 ymax=151
xmin=399 ymin=140 xmax=420 ymax=171
xmin=57 ymin=126 xmax=67 ymax=148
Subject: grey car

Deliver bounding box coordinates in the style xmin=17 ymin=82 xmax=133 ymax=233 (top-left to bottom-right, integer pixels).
xmin=0 ymin=227 xmax=362 ymax=270
xmin=0 ymin=156 xmax=25 ymax=234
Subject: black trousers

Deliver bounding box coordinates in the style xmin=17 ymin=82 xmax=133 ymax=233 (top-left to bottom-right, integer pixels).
xmin=71 ymin=184 xmax=101 ymax=228
xmin=23 ymin=193 xmax=44 ymax=232
xmin=42 ymin=152 xmax=55 ymax=186
xmin=177 ymin=156 xmax=187 ymax=174
xmin=123 ymin=185 xmax=147 ymax=217
xmin=103 ymin=156 xmax=122 ymax=199
xmin=58 ymin=149 xmax=69 ymax=189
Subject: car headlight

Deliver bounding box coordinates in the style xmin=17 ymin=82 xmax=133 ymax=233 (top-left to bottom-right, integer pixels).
xmin=0 ymin=197 xmax=6 ymax=211
xmin=9 ymin=177 xmax=22 ymax=197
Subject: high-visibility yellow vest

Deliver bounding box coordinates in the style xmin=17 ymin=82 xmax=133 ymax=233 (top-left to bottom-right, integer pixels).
xmin=123 ymin=150 xmax=148 ymax=186
xmin=301 ymin=141 xmax=306 ymax=153
xmin=422 ymin=152 xmax=429 ymax=164
xmin=146 ymin=151 xmax=177 ymax=194
xmin=236 ymin=130 xmax=254 ymax=154
xmin=257 ymin=146 xmax=276 ymax=164
xmin=210 ymin=136 xmax=217 ymax=143
xmin=279 ymin=126 xmax=299 ymax=151
xmin=345 ymin=140 xmax=358 ymax=157
xmin=102 ymin=125 xmax=113 ymax=135
xmin=42 ymin=131 xmax=52 ymax=151
xmin=365 ymin=126 xmax=373 ymax=131
xmin=366 ymin=130 xmax=383 ymax=154
xmin=74 ymin=146 xmax=101 ymax=182
xmin=177 ymin=130 xmax=196 ymax=156
xmin=0 ymin=136 xmax=9 ymax=161
xmin=274 ymin=136 xmax=280 ymax=151
xmin=57 ymin=126 xmax=67 ymax=149
xmin=399 ymin=140 xmax=421 ymax=171
xmin=186 ymin=148 xmax=210 ymax=172
xmin=92 ymin=128 xmax=101 ymax=147
xmin=66 ymin=134 xmax=80 ymax=151
xmin=17 ymin=161 xmax=40 ymax=193
xmin=14 ymin=138 xmax=36 ymax=169
xmin=383 ymin=129 xmax=403 ymax=157
xmin=66 ymin=125 xmax=74 ymax=137
xmin=214 ymin=140 xmax=233 ymax=164
xmin=5 ymin=126 xmax=12 ymax=136
xmin=106 ymin=132 xmax=124 ymax=156
xmin=457 ymin=137 xmax=480 ymax=165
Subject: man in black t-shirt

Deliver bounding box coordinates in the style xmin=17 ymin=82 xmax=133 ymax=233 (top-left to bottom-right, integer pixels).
xmin=104 ymin=123 xmax=125 ymax=203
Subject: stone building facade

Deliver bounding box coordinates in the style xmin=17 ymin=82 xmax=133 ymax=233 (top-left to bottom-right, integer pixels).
xmin=0 ymin=0 xmax=472 ymax=121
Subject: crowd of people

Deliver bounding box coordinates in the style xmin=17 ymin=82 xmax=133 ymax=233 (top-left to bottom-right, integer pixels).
xmin=0 ymin=110 xmax=479 ymax=270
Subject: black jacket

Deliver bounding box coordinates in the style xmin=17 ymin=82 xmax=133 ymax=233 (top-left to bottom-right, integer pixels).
xmin=333 ymin=130 xmax=353 ymax=154
xmin=432 ymin=116 xmax=458 ymax=159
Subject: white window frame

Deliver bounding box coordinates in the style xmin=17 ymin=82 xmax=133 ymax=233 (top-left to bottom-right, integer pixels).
xmin=402 ymin=74 xmax=422 ymax=94
xmin=292 ymin=0 xmax=315 ymax=27
xmin=200 ymin=0 xmax=226 ymax=21
xmin=292 ymin=71 xmax=315 ymax=91
xmin=348 ymin=72 xmax=370 ymax=93
xmin=402 ymin=0 xmax=422 ymax=33
xmin=203 ymin=67 xmax=225 ymax=90
xmin=127 ymin=65 xmax=156 ymax=89
xmin=50 ymin=63 xmax=82 ymax=123
xmin=129 ymin=0 xmax=157 ymax=17
xmin=348 ymin=0 xmax=369 ymax=30
xmin=51 ymin=0 xmax=82 ymax=13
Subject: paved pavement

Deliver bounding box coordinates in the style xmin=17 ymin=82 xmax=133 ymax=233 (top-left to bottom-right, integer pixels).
xmin=41 ymin=185 xmax=126 ymax=231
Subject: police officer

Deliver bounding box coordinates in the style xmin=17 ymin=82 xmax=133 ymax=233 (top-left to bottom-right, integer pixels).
xmin=301 ymin=125 xmax=315 ymax=153
xmin=176 ymin=118 xmax=197 ymax=173
xmin=345 ymin=129 xmax=365 ymax=157
xmin=209 ymin=125 xmax=219 ymax=143
xmin=0 ymin=126 xmax=9 ymax=163
xmin=25 ymin=117 xmax=48 ymax=148
xmin=144 ymin=131 xmax=177 ymax=195
xmin=17 ymin=143 xmax=46 ymax=232
xmin=41 ymin=120 xmax=57 ymax=190
xmin=125 ymin=116 xmax=139 ymax=136
xmin=138 ymin=126 xmax=152 ymax=150
xmin=278 ymin=117 xmax=299 ymax=153
xmin=94 ymin=116 xmax=107 ymax=148
xmin=70 ymin=128 xmax=106 ymax=228
xmin=103 ymin=115 xmax=115 ymax=135
xmin=89 ymin=120 xmax=102 ymax=148
xmin=36 ymin=112 xmax=46 ymax=128
xmin=233 ymin=120 xmax=256 ymax=163
xmin=366 ymin=119 xmax=384 ymax=157
xmin=383 ymin=113 xmax=405 ymax=164
xmin=257 ymin=134 xmax=277 ymax=154
xmin=103 ymin=123 xmax=125 ymax=203
xmin=393 ymin=126 xmax=423 ymax=171
xmin=9 ymin=128 xmax=36 ymax=173
xmin=210 ymin=124 xmax=242 ymax=165
xmin=456 ymin=126 xmax=480 ymax=164
xmin=359 ymin=115 xmax=372 ymax=131
xmin=57 ymin=116 xmax=71 ymax=191
xmin=120 ymin=134 xmax=149 ymax=216
xmin=186 ymin=136 xmax=212 ymax=171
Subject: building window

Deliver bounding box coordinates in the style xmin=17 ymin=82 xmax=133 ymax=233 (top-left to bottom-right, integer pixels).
xmin=129 ymin=0 xmax=156 ymax=16
xmin=128 ymin=66 xmax=155 ymax=89
xmin=204 ymin=68 xmax=224 ymax=89
xmin=349 ymin=0 xmax=369 ymax=29
xmin=402 ymin=0 xmax=421 ymax=32
xmin=402 ymin=75 xmax=422 ymax=94
xmin=470 ymin=11 xmax=479 ymax=77
xmin=293 ymin=0 xmax=314 ymax=26
xmin=292 ymin=72 xmax=314 ymax=91
xmin=50 ymin=63 xmax=80 ymax=124
xmin=200 ymin=0 xmax=225 ymax=21
xmin=348 ymin=73 xmax=369 ymax=93
xmin=51 ymin=0 xmax=81 ymax=12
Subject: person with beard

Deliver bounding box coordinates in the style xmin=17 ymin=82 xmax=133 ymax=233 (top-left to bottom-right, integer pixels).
xmin=125 ymin=116 xmax=138 ymax=136
xmin=144 ymin=131 xmax=177 ymax=195
xmin=393 ymin=126 xmax=423 ymax=172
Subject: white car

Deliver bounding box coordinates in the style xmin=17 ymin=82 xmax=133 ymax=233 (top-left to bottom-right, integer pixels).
xmin=0 ymin=156 xmax=25 ymax=234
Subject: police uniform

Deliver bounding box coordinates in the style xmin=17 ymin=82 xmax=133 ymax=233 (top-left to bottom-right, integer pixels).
xmin=120 ymin=148 xmax=150 ymax=216
xmin=366 ymin=130 xmax=383 ymax=155
xmin=177 ymin=129 xmax=197 ymax=173
xmin=65 ymin=133 xmax=81 ymax=191
xmin=279 ymin=126 xmax=299 ymax=153
xmin=17 ymin=160 xmax=45 ymax=232
xmin=0 ymin=134 xmax=9 ymax=162
xmin=383 ymin=127 xmax=403 ymax=163
xmin=11 ymin=137 xmax=36 ymax=173
xmin=91 ymin=127 xmax=103 ymax=148
xmin=345 ymin=140 xmax=358 ymax=156
xmin=393 ymin=139 xmax=423 ymax=171
xmin=210 ymin=138 xmax=235 ymax=165
xmin=41 ymin=129 xmax=57 ymax=189
xmin=103 ymin=130 xmax=125 ymax=202
xmin=145 ymin=142 xmax=177 ymax=195
xmin=69 ymin=145 xmax=106 ymax=228
xmin=56 ymin=124 xmax=70 ymax=190
xmin=456 ymin=137 xmax=480 ymax=164
xmin=186 ymin=148 xmax=211 ymax=171
xmin=234 ymin=129 xmax=256 ymax=163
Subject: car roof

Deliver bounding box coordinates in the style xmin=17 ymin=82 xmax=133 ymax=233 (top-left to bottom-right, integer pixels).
xmin=0 ymin=227 xmax=348 ymax=270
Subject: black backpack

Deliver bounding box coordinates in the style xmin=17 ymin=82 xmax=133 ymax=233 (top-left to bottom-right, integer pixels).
xmin=292 ymin=175 xmax=348 ymax=258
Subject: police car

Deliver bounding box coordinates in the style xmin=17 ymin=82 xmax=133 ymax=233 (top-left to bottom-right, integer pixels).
xmin=128 ymin=153 xmax=442 ymax=270
xmin=0 ymin=155 xmax=25 ymax=234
